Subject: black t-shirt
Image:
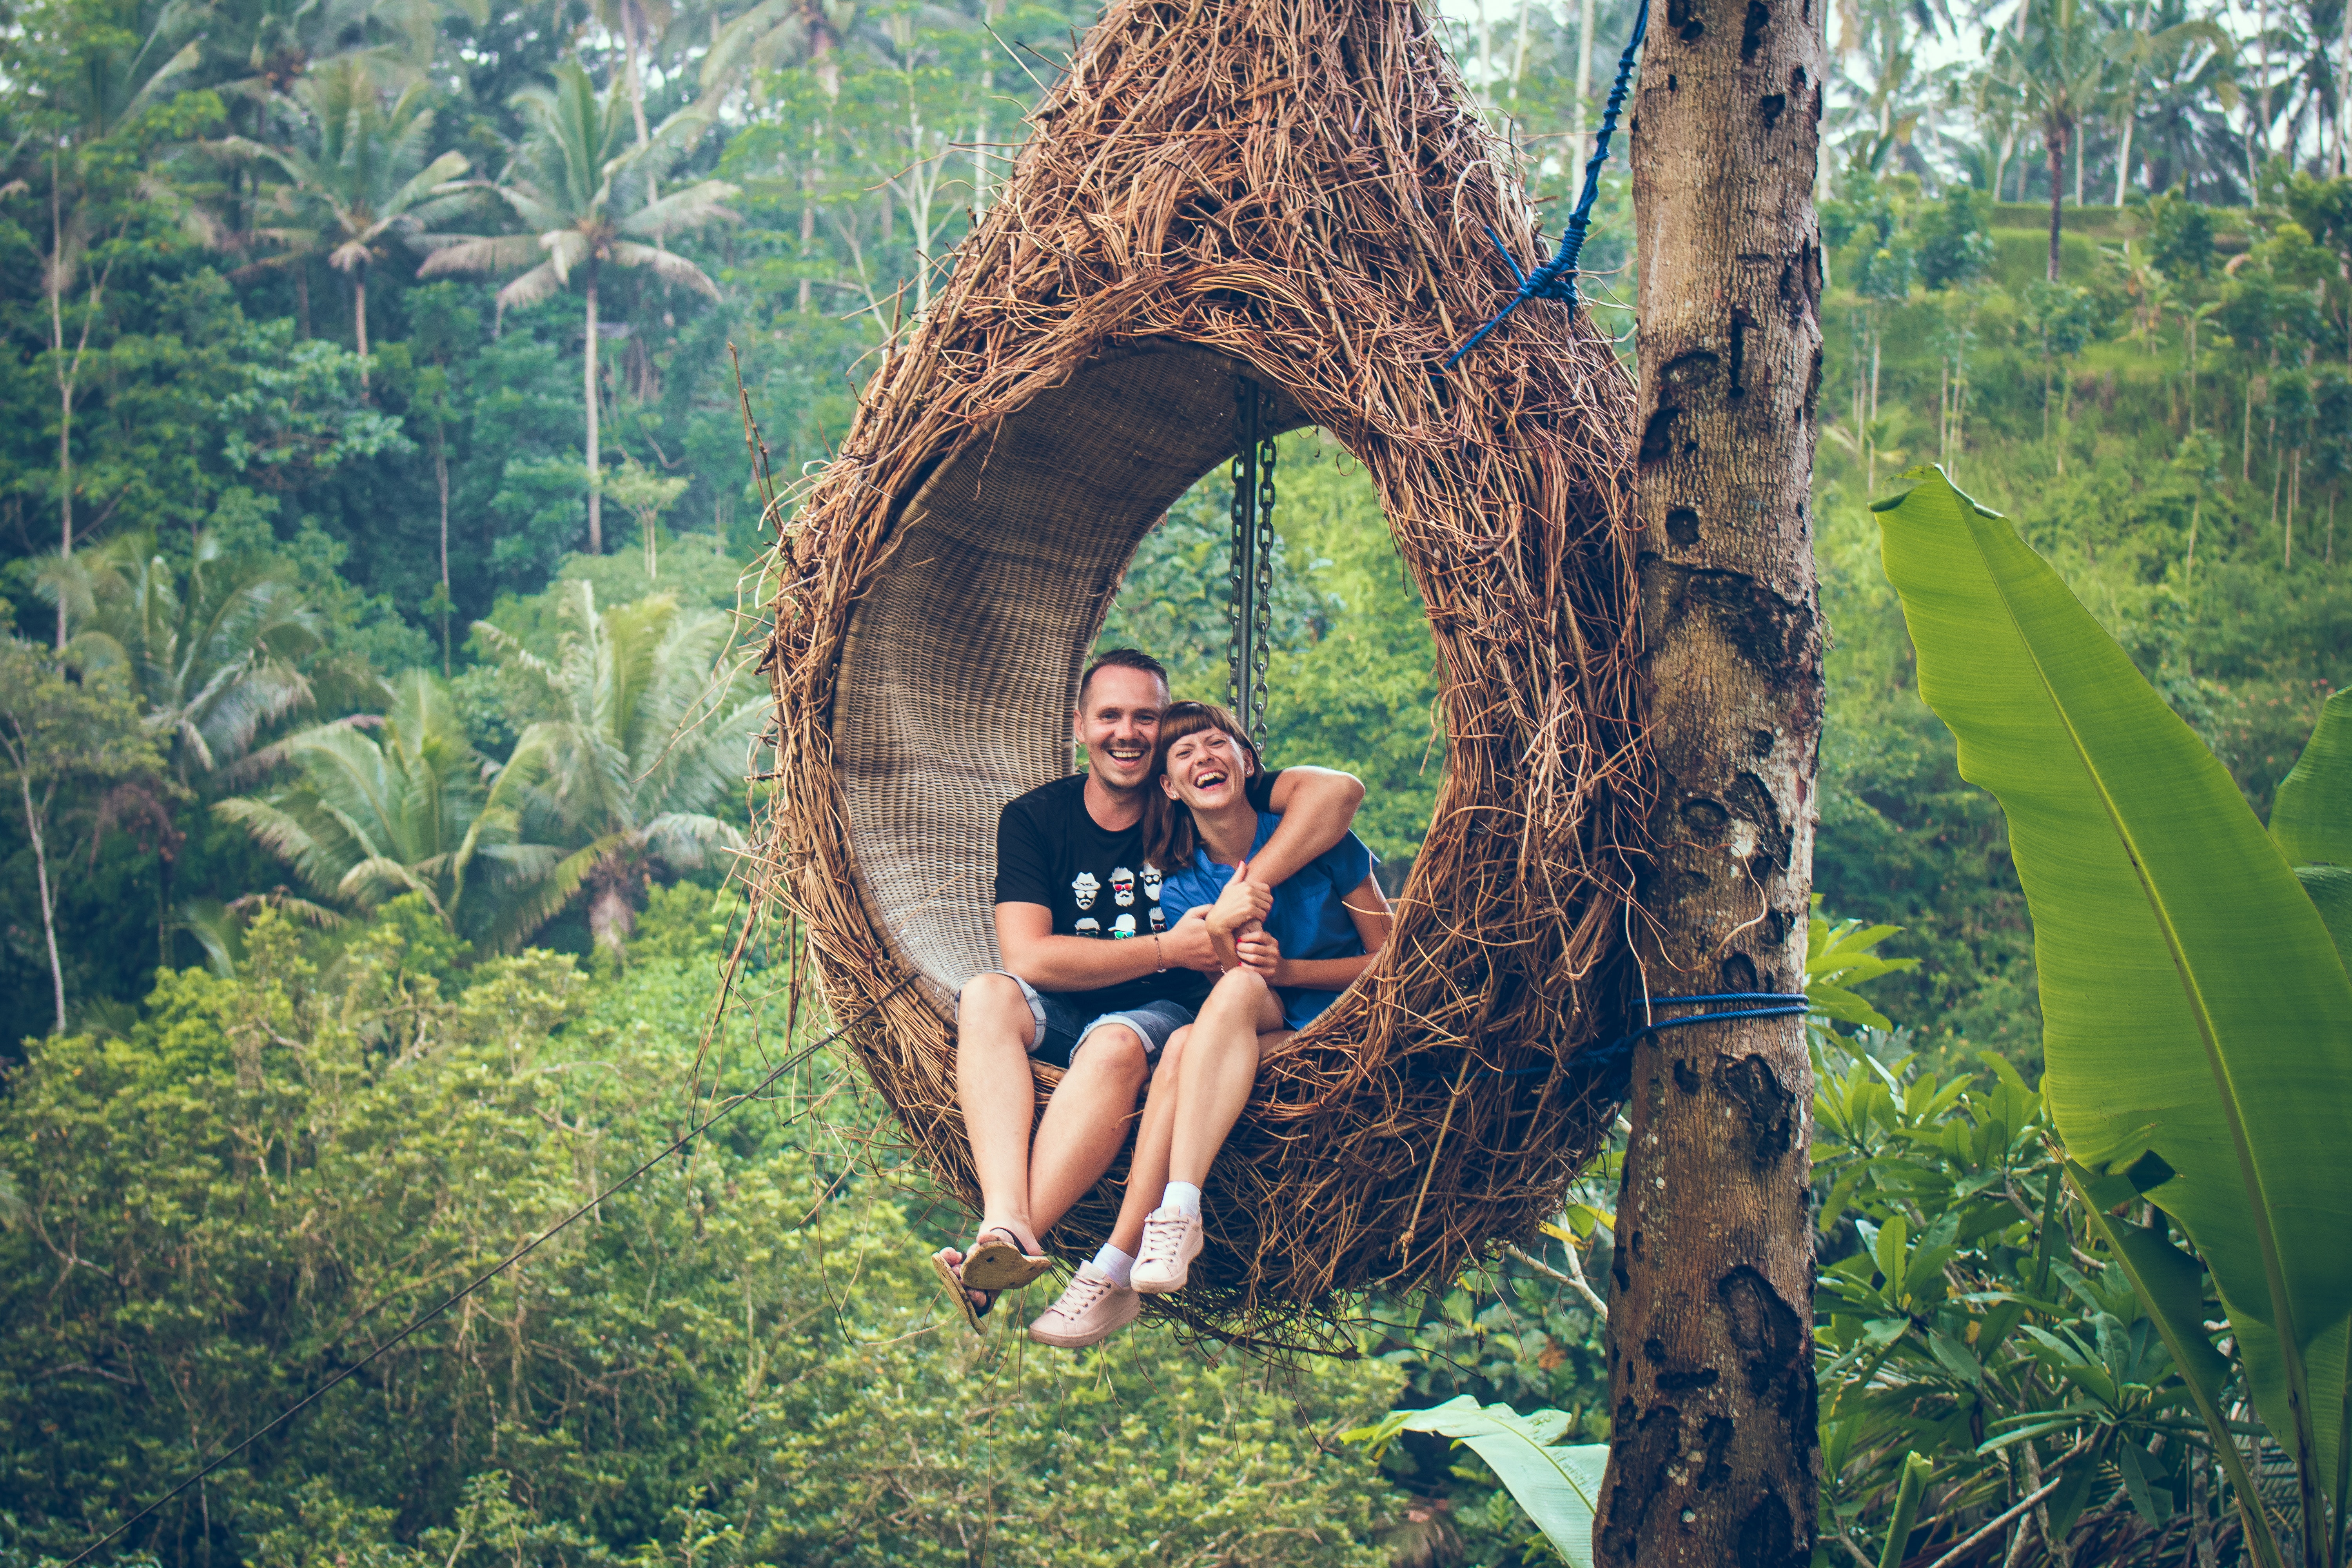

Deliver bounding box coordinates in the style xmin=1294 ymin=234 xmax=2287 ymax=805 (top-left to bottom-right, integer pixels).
xmin=995 ymin=768 xmax=1282 ymax=1012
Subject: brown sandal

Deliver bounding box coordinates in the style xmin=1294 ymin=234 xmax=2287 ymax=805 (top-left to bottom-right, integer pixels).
xmin=960 ymin=1227 xmax=1053 ymax=1291
xmin=930 ymin=1249 xmax=994 ymax=1335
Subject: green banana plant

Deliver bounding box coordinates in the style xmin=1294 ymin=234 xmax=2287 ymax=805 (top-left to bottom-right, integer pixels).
xmin=1871 ymin=465 xmax=2352 ymax=1568
xmin=1342 ymin=1397 xmax=1608 ymax=1568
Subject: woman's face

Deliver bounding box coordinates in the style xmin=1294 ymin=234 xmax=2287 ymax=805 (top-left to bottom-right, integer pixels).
xmin=1159 ymin=725 xmax=1253 ymax=811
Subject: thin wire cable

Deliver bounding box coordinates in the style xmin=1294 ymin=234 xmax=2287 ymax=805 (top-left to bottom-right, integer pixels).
xmin=63 ymin=974 xmax=914 ymax=1568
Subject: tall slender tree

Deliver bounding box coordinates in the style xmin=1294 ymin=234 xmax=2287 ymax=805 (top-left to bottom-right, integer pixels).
xmin=1993 ymin=0 xmax=2111 ymax=279
xmin=419 ymin=61 xmax=737 ymax=554
xmin=225 ymin=58 xmax=472 ymax=388
xmin=5 ymin=0 xmax=203 ymax=642
xmin=1596 ymin=0 xmax=1827 ymax=1560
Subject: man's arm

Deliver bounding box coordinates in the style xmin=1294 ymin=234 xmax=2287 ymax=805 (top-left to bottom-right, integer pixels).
xmin=996 ymin=902 xmax=1221 ymax=989
xmin=1247 ymin=765 xmax=1365 ymax=886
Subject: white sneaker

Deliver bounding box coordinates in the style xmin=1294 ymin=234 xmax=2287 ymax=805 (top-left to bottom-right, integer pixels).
xmin=1130 ymin=1208 xmax=1203 ymax=1294
xmin=1027 ymin=1263 xmax=1141 ymax=1347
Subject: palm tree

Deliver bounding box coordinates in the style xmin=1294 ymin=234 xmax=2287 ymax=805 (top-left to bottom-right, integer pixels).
xmin=5 ymin=0 xmax=205 ymax=632
xmin=475 ymin=583 xmax=763 ymax=953
xmin=1991 ymin=0 xmax=2115 ymax=280
xmin=419 ymin=62 xmax=738 ymax=554
xmin=225 ymin=59 xmax=471 ymax=388
xmin=215 ymin=669 xmax=557 ymax=937
xmin=42 ymin=532 xmax=321 ymax=784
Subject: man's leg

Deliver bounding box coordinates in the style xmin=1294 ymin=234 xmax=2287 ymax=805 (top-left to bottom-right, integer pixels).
xmin=954 ymin=971 xmax=1046 ymax=1256
xmin=1027 ymin=1023 xmax=1151 ymax=1238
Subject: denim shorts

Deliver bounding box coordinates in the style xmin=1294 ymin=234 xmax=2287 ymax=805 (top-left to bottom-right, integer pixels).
xmin=959 ymin=971 xmax=1194 ymax=1071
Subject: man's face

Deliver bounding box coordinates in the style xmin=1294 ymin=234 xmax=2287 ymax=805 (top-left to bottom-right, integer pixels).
xmin=1075 ymin=666 xmax=1167 ymax=793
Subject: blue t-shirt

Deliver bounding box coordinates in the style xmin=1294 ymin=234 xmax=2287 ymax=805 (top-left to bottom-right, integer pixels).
xmin=1160 ymin=811 xmax=1376 ymax=1028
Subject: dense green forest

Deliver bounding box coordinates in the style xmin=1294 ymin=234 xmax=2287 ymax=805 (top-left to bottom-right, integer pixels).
xmin=2 ymin=0 xmax=2348 ymax=1555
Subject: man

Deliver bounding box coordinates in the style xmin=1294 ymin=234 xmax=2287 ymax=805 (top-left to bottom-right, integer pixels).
xmin=935 ymin=648 xmax=1363 ymax=1341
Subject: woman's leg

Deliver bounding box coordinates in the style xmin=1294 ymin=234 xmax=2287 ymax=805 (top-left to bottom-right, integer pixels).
xmin=1167 ymin=969 xmax=1286 ymax=1187
xmin=1107 ymin=1027 xmax=1189 ymax=1257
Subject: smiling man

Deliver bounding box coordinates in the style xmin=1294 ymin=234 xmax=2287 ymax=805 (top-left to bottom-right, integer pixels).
xmin=933 ymin=648 xmax=1364 ymax=1340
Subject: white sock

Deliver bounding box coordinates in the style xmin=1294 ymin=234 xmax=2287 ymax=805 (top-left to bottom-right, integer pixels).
xmin=1158 ymin=1181 xmax=1203 ymax=1219
xmin=1092 ymin=1243 xmax=1135 ymax=1290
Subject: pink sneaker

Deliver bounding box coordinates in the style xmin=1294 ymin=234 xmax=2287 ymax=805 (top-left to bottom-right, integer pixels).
xmin=1027 ymin=1263 xmax=1141 ymax=1348
xmin=1130 ymin=1209 xmax=1202 ymax=1294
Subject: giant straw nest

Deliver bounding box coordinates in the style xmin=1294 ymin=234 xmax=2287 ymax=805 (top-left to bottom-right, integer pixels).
xmin=757 ymin=0 xmax=1644 ymax=1351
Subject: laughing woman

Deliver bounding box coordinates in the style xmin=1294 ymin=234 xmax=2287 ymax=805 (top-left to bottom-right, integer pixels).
xmin=1025 ymin=701 xmax=1391 ymax=1347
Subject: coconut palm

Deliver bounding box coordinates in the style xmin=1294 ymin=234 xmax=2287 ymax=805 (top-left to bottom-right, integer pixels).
xmin=1989 ymin=0 xmax=2118 ymax=281
xmin=40 ymin=532 xmax=321 ymax=784
xmin=474 ymin=583 xmax=763 ymax=953
xmin=225 ymin=58 xmax=471 ymax=388
xmin=8 ymin=0 xmax=207 ymax=622
xmin=419 ymin=62 xmax=738 ymax=554
xmin=215 ymin=668 xmax=557 ymax=936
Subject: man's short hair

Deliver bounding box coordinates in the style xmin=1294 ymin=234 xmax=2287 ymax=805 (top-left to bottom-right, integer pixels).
xmin=1079 ymin=647 xmax=1169 ymax=704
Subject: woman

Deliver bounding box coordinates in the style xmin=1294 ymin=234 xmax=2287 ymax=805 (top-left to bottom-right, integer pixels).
xmin=1027 ymin=701 xmax=1390 ymax=1346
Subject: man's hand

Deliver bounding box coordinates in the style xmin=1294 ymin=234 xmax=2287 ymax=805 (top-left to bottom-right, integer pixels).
xmin=1161 ymin=906 xmax=1224 ymax=974
xmin=1233 ymin=929 xmax=1281 ymax=978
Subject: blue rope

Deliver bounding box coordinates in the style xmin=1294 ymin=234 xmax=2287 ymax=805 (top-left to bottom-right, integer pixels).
xmin=1440 ymin=0 xmax=1651 ymax=371
xmin=1408 ymin=993 xmax=1808 ymax=1081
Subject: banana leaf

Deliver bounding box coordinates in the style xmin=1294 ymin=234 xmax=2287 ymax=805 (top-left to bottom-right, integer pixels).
xmin=1347 ymin=1397 xmax=1607 ymax=1567
xmin=1871 ymin=466 xmax=2352 ymax=1546
xmin=2272 ymin=689 xmax=2352 ymax=868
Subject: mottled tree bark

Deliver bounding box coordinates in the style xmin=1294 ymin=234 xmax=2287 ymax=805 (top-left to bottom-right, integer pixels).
xmin=1595 ymin=0 xmax=1827 ymax=1559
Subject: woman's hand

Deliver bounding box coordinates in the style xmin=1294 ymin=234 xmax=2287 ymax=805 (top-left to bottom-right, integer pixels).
xmin=1233 ymin=929 xmax=1281 ymax=978
xmin=1207 ymin=857 xmax=1274 ymax=938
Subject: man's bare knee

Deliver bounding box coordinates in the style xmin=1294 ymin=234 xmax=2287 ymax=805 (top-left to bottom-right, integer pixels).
xmin=956 ymin=973 xmax=1036 ymax=1055
xmin=1072 ymin=1024 xmax=1149 ymax=1084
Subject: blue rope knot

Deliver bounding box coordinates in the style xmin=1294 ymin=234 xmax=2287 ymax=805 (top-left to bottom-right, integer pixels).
xmin=1441 ymin=0 xmax=1651 ymax=371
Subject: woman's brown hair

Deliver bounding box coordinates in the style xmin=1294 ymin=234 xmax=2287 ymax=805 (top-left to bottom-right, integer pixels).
xmin=1140 ymin=701 xmax=1263 ymax=870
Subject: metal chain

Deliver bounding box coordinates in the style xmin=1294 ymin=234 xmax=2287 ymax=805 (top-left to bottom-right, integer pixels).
xmin=1250 ymin=430 xmax=1276 ymax=746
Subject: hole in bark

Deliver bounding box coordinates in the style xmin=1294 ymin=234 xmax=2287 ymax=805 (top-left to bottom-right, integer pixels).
xmin=1644 ymin=1336 xmax=1669 ymax=1364
xmin=1667 ymin=506 xmax=1701 ymax=545
xmin=1750 ymin=729 xmax=1775 ymax=757
xmin=1741 ymin=0 xmax=1769 ymax=58
xmin=1657 ymin=1366 xmax=1720 ymax=1392
xmin=1759 ymin=92 xmax=1786 ymax=128
xmin=1718 ymin=952 xmax=1759 ymax=994
xmin=1600 ymin=1401 xmax=1682 ymax=1565
xmin=1700 ymin=1416 xmax=1736 ymax=1490
xmin=1639 ymin=405 xmax=1682 ymax=465
xmin=1728 ymin=315 xmax=1748 ymax=397
xmin=1673 ymin=1058 xmax=1701 ymax=1093
xmin=1736 ymin=1486 xmax=1805 ymax=1568
xmin=1681 ymin=797 xmax=1729 ymax=834
xmin=1713 ymin=1051 xmax=1797 ymax=1166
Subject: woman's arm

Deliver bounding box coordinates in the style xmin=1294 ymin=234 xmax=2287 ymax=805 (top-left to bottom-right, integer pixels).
xmin=1269 ymin=874 xmax=1392 ymax=989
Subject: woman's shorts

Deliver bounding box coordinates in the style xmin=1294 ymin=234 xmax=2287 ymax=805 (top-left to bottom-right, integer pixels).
xmin=958 ymin=971 xmax=1195 ymax=1071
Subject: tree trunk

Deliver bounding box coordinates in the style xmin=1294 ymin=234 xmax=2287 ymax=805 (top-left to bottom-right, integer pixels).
xmin=2046 ymin=120 xmax=2065 ymax=281
xmin=354 ymin=269 xmax=370 ymax=391
xmin=20 ymin=772 xmax=65 ymax=1034
xmin=436 ymin=421 xmax=452 ymax=675
xmin=1599 ymin=0 xmax=1827 ymax=1561
xmin=1577 ymin=0 xmax=1597 ymax=140
xmin=585 ymin=267 xmax=603 ymax=555
xmin=2112 ymin=107 xmax=2134 ymax=206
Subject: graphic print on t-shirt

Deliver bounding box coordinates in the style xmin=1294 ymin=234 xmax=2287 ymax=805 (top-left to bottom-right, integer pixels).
xmin=993 ymin=769 xmax=1283 ymax=1010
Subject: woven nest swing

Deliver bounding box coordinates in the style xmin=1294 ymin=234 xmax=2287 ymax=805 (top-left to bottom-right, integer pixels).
xmin=760 ymin=0 xmax=1645 ymax=1350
